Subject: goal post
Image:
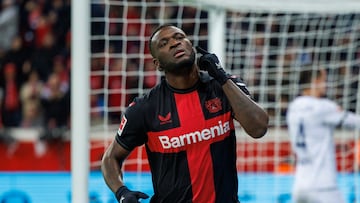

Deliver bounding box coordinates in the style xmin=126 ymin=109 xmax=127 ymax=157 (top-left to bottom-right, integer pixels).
xmin=81 ymin=0 xmax=360 ymax=202
xmin=71 ymin=1 xmax=90 ymax=203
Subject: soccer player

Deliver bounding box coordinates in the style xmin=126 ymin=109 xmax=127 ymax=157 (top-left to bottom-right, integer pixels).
xmin=101 ymin=24 xmax=269 ymax=203
xmin=286 ymin=68 xmax=360 ymax=203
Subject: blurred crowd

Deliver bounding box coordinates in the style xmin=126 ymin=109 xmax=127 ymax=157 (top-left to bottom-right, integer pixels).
xmin=0 ymin=0 xmax=71 ymax=151
xmin=0 ymin=0 xmax=207 ymax=154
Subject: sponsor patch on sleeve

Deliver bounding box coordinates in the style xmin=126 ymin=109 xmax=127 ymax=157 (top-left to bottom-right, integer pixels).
xmin=117 ymin=116 xmax=127 ymax=136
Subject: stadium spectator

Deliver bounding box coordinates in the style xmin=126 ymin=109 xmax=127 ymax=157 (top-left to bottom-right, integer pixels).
xmin=0 ymin=62 xmax=22 ymax=127
xmin=1 ymin=35 xmax=30 ymax=84
xmin=30 ymin=30 xmax=59 ymax=82
xmin=0 ymin=64 xmax=19 ymax=155
xmin=20 ymin=69 xmax=44 ymax=127
xmin=39 ymin=72 xmax=70 ymax=141
xmin=101 ymin=24 xmax=268 ymax=203
xmin=286 ymin=68 xmax=360 ymax=203
xmin=45 ymin=0 xmax=71 ymax=48
xmin=0 ymin=0 xmax=19 ymax=57
xmin=52 ymin=55 xmax=69 ymax=89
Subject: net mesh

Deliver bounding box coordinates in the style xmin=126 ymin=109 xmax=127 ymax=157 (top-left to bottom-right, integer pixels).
xmin=89 ymin=0 xmax=360 ymax=180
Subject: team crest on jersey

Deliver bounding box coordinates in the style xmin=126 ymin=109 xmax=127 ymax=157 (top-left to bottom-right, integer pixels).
xmin=117 ymin=116 xmax=127 ymax=136
xmin=205 ymin=97 xmax=222 ymax=113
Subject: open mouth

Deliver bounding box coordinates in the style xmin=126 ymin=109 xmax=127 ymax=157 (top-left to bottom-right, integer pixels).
xmin=174 ymin=50 xmax=185 ymax=58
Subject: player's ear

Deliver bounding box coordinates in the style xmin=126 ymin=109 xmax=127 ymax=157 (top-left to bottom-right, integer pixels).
xmin=153 ymin=58 xmax=163 ymax=71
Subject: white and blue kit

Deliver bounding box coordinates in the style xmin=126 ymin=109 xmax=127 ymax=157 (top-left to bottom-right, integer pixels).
xmin=286 ymin=96 xmax=360 ymax=203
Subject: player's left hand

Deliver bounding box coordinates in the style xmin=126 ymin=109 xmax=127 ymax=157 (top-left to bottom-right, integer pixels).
xmin=115 ymin=186 xmax=149 ymax=203
xmin=196 ymin=46 xmax=228 ymax=85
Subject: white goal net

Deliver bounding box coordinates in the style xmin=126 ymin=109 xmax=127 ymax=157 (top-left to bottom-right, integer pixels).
xmin=88 ymin=0 xmax=360 ymax=202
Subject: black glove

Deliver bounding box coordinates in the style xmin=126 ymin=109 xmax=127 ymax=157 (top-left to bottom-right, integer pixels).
xmin=196 ymin=46 xmax=228 ymax=85
xmin=115 ymin=186 xmax=149 ymax=203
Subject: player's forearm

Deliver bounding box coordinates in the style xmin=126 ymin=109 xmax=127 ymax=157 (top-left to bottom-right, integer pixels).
xmin=102 ymin=158 xmax=125 ymax=193
xmin=101 ymin=152 xmax=125 ymax=193
xmin=222 ymin=79 xmax=269 ymax=138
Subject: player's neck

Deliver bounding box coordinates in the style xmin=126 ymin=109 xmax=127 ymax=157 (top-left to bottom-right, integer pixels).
xmin=302 ymin=88 xmax=321 ymax=98
xmin=165 ymin=68 xmax=199 ymax=89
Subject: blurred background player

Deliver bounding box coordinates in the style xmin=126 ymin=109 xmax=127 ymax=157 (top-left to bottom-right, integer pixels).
xmin=101 ymin=24 xmax=269 ymax=203
xmin=286 ymin=68 xmax=360 ymax=203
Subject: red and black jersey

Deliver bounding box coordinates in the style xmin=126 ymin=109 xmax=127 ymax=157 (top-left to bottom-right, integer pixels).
xmin=116 ymin=72 xmax=249 ymax=203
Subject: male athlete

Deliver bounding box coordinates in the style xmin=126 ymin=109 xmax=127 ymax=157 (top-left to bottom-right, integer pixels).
xmin=102 ymin=24 xmax=269 ymax=203
xmin=286 ymin=68 xmax=360 ymax=203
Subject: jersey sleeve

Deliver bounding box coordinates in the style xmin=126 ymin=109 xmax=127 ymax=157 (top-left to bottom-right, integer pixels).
xmin=115 ymin=99 xmax=148 ymax=151
xmin=321 ymin=99 xmax=360 ymax=129
xmin=320 ymin=99 xmax=345 ymax=126
xmin=337 ymin=111 xmax=360 ymax=130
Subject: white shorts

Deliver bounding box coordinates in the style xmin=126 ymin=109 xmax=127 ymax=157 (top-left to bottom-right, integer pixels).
xmin=292 ymin=188 xmax=346 ymax=203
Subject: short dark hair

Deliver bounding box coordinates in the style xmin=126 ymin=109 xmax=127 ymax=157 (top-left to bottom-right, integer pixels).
xmin=148 ymin=24 xmax=176 ymax=57
xmin=299 ymin=67 xmax=322 ymax=86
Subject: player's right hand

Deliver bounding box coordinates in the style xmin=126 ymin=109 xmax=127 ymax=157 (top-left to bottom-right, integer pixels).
xmin=115 ymin=186 xmax=149 ymax=203
xmin=196 ymin=46 xmax=229 ymax=85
